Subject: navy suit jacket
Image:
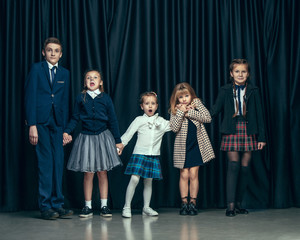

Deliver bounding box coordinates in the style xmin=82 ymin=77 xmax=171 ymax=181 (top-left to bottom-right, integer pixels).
xmin=24 ymin=61 xmax=70 ymax=128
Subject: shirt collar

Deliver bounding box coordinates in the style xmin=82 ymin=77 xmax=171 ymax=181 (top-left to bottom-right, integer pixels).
xmin=87 ymin=89 xmax=101 ymax=99
xmin=46 ymin=61 xmax=58 ymax=69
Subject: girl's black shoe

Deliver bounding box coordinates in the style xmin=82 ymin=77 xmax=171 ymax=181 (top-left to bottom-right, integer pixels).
xmin=225 ymin=209 xmax=236 ymax=217
xmin=179 ymin=203 xmax=189 ymax=215
xmin=188 ymin=202 xmax=198 ymax=215
xmin=100 ymin=206 xmax=112 ymax=217
xmin=236 ymin=208 xmax=249 ymax=214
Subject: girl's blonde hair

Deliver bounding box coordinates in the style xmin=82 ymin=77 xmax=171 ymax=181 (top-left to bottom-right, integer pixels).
xmin=139 ymin=91 xmax=158 ymax=104
xmin=169 ymin=82 xmax=197 ymax=114
xmin=82 ymin=69 xmax=104 ymax=102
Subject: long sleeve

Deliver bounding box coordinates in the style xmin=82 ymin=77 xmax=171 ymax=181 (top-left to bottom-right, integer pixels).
xmin=106 ymin=96 xmax=122 ymax=143
xmin=170 ymin=110 xmax=185 ymax=133
xmin=24 ymin=64 xmax=38 ymax=126
xmin=64 ymin=96 xmax=81 ymax=134
xmin=210 ymin=87 xmax=226 ymax=118
xmin=187 ymin=98 xmax=212 ymax=123
xmin=62 ymin=70 xmax=70 ymax=129
xmin=121 ymin=117 xmax=140 ymax=146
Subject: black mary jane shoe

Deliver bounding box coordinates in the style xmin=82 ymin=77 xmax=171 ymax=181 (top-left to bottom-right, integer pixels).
xmin=225 ymin=209 xmax=236 ymax=217
xmin=235 ymin=208 xmax=249 ymax=214
xmin=179 ymin=203 xmax=189 ymax=215
xmin=188 ymin=202 xmax=198 ymax=216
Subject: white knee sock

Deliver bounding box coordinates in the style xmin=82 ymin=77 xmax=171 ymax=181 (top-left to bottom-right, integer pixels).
xmin=85 ymin=200 xmax=92 ymax=209
xmin=143 ymin=178 xmax=153 ymax=208
xmin=101 ymin=199 xmax=107 ymax=207
xmin=124 ymin=175 xmax=140 ymax=208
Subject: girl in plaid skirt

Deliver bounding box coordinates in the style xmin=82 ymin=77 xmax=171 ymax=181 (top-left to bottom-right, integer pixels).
xmin=210 ymin=59 xmax=266 ymax=217
xmin=121 ymin=92 xmax=171 ymax=218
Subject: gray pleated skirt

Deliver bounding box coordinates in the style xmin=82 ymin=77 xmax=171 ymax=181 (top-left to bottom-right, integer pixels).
xmin=67 ymin=129 xmax=122 ymax=172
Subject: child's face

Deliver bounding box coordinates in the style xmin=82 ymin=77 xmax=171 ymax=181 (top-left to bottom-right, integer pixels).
xmin=85 ymin=71 xmax=103 ymax=91
xmin=177 ymin=91 xmax=192 ymax=105
xmin=42 ymin=43 xmax=62 ymax=65
xmin=140 ymin=96 xmax=158 ymax=117
xmin=230 ymin=64 xmax=249 ymax=85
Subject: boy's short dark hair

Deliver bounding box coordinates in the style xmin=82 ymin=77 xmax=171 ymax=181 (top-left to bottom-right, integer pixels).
xmin=43 ymin=37 xmax=62 ymax=51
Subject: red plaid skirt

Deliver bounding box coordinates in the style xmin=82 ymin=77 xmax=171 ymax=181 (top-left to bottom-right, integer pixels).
xmin=221 ymin=118 xmax=258 ymax=152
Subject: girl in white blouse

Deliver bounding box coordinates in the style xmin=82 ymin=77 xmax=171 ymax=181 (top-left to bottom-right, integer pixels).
xmin=121 ymin=91 xmax=171 ymax=218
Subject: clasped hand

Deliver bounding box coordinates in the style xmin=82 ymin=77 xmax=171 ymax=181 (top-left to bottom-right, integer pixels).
xmin=176 ymin=103 xmax=195 ymax=116
xmin=63 ymin=133 xmax=73 ymax=146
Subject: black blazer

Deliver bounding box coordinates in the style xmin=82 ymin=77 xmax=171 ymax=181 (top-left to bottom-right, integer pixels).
xmin=210 ymin=83 xmax=266 ymax=142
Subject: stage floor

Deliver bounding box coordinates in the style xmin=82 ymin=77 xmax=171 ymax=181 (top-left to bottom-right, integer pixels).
xmin=1 ymin=208 xmax=300 ymax=240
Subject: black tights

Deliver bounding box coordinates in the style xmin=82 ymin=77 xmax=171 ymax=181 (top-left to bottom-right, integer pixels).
xmin=226 ymin=151 xmax=251 ymax=210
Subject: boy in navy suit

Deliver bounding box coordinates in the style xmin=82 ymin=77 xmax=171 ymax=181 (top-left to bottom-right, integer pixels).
xmin=25 ymin=37 xmax=73 ymax=220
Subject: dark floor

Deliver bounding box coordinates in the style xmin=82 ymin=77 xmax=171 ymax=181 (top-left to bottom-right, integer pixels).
xmin=1 ymin=208 xmax=300 ymax=240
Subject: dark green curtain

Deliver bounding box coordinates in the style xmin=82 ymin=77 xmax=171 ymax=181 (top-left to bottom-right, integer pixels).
xmin=1 ymin=0 xmax=299 ymax=211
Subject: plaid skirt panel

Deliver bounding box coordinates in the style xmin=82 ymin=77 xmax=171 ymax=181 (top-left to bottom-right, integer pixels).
xmin=125 ymin=154 xmax=162 ymax=180
xmin=221 ymin=119 xmax=258 ymax=152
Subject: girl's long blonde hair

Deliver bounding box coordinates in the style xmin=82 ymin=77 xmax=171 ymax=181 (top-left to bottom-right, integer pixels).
xmin=169 ymin=82 xmax=197 ymax=114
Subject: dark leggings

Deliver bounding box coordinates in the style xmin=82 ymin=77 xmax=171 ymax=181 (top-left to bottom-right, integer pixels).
xmin=226 ymin=151 xmax=251 ymax=210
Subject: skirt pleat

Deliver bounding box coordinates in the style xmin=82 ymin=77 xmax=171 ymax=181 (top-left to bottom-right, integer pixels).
xmin=67 ymin=130 xmax=122 ymax=172
xmin=125 ymin=154 xmax=162 ymax=180
xmin=221 ymin=118 xmax=258 ymax=152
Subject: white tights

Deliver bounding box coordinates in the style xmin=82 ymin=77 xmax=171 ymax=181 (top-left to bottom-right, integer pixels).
xmin=124 ymin=175 xmax=153 ymax=208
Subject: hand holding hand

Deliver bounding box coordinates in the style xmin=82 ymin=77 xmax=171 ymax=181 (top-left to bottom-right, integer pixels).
xmin=63 ymin=133 xmax=72 ymax=146
xmin=116 ymin=143 xmax=124 ymax=155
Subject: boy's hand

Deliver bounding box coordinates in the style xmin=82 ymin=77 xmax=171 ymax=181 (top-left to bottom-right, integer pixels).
xmin=29 ymin=125 xmax=38 ymax=145
xmin=63 ymin=133 xmax=72 ymax=146
xmin=116 ymin=143 xmax=124 ymax=155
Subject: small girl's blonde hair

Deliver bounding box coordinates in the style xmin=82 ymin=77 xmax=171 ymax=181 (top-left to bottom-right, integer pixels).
xmin=169 ymin=82 xmax=197 ymax=114
xmin=139 ymin=91 xmax=158 ymax=104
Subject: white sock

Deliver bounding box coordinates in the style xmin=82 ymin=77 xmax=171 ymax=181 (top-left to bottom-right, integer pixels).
xmin=143 ymin=178 xmax=153 ymax=208
xmin=101 ymin=199 xmax=108 ymax=207
xmin=85 ymin=200 xmax=92 ymax=209
xmin=124 ymin=175 xmax=140 ymax=208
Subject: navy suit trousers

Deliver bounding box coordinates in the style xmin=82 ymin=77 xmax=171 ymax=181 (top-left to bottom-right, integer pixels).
xmin=36 ymin=112 xmax=64 ymax=211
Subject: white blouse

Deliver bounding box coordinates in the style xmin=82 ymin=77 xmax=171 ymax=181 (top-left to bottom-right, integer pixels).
xmin=121 ymin=113 xmax=171 ymax=156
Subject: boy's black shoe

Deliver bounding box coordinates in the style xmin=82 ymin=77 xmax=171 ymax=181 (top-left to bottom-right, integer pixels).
xmin=100 ymin=206 xmax=112 ymax=217
xmin=41 ymin=209 xmax=59 ymax=220
xmin=79 ymin=206 xmax=93 ymax=218
xmin=188 ymin=202 xmax=198 ymax=215
xmin=225 ymin=209 xmax=236 ymax=217
xmin=53 ymin=207 xmax=73 ymax=218
xmin=179 ymin=203 xmax=189 ymax=215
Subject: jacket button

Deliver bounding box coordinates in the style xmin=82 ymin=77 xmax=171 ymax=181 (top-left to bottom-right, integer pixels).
xmin=51 ymin=94 xmax=54 ymax=97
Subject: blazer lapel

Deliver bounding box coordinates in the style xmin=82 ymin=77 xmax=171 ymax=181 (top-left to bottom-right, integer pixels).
xmin=42 ymin=61 xmax=52 ymax=88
